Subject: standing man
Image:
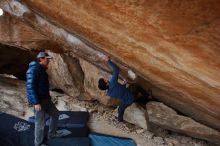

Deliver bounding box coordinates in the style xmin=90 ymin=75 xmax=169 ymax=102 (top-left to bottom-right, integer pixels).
xmin=26 ymin=52 xmax=59 ymax=146
xmin=98 ymin=56 xmax=152 ymax=122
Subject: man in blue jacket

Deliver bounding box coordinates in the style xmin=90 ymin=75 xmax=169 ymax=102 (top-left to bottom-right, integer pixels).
xmin=26 ymin=52 xmax=59 ymax=146
xmin=98 ymin=56 xmax=151 ymax=122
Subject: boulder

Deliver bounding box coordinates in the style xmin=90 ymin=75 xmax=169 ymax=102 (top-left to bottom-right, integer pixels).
xmin=122 ymin=103 xmax=148 ymax=130
xmin=146 ymin=101 xmax=220 ymax=145
xmin=1 ymin=0 xmax=220 ymax=130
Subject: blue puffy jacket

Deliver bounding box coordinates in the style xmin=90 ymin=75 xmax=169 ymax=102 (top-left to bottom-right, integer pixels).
xmin=26 ymin=61 xmax=50 ymax=105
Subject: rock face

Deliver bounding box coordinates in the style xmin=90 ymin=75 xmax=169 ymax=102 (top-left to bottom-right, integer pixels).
xmin=0 ymin=76 xmax=28 ymax=117
xmin=1 ymin=0 xmax=220 ymax=131
xmin=0 ymin=12 xmax=62 ymax=52
xmin=47 ymin=52 xmax=81 ymax=98
xmin=0 ymin=8 xmax=115 ymax=105
xmin=0 ymin=11 xmax=65 ymax=79
xmin=47 ymin=51 xmax=119 ymax=105
xmin=146 ymin=101 xmax=220 ymax=145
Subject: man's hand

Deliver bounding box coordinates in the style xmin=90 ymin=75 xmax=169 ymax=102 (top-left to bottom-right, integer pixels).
xmin=34 ymin=104 xmax=41 ymax=111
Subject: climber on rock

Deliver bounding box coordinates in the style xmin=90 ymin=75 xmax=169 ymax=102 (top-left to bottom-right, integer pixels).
xmin=98 ymin=56 xmax=152 ymax=122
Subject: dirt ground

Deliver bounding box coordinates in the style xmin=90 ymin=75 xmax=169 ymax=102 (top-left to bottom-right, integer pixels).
xmin=45 ymin=91 xmax=216 ymax=146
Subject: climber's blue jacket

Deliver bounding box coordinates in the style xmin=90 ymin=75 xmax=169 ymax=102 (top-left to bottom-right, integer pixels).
xmin=107 ymin=60 xmax=134 ymax=104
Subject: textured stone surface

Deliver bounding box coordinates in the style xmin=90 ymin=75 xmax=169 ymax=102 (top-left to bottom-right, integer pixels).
xmin=146 ymin=101 xmax=220 ymax=145
xmin=124 ymin=103 xmax=148 ymax=130
xmin=0 ymin=11 xmax=64 ymax=78
xmin=0 ymin=76 xmax=27 ymax=117
xmin=0 ymin=12 xmax=63 ymax=52
xmin=1 ymin=0 xmax=220 ymax=131
xmin=47 ymin=52 xmax=80 ymax=97
xmin=48 ymin=51 xmax=119 ymax=105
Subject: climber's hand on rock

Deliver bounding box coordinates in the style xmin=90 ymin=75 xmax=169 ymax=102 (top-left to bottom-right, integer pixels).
xmin=98 ymin=53 xmax=109 ymax=62
xmin=103 ymin=56 xmax=110 ymax=62
xmin=122 ymin=79 xmax=128 ymax=85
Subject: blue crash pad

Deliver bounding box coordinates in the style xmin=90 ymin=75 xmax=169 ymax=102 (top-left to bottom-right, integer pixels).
xmin=28 ymin=111 xmax=89 ymax=128
xmin=28 ymin=111 xmax=90 ymax=137
xmin=0 ymin=112 xmax=90 ymax=146
xmin=89 ymin=133 xmax=137 ymax=146
xmin=57 ymin=126 xmax=89 ymax=138
xmin=46 ymin=111 xmax=89 ymax=128
xmin=0 ymin=113 xmax=36 ymax=146
xmin=47 ymin=137 xmax=90 ymax=146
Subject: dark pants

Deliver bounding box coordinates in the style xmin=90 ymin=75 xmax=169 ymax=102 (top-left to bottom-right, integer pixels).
xmin=118 ymin=85 xmax=150 ymax=122
xmin=34 ymin=99 xmax=59 ymax=146
xmin=118 ymin=102 xmax=132 ymax=122
xmin=130 ymin=85 xmax=150 ymax=105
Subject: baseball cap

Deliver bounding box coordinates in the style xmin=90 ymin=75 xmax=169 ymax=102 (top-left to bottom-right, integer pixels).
xmin=37 ymin=52 xmax=53 ymax=59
